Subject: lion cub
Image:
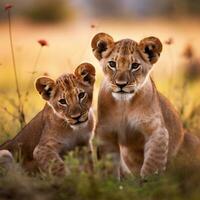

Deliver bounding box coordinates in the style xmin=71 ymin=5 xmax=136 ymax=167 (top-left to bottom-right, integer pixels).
xmin=91 ymin=32 xmax=199 ymax=179
xmin=0 ymin=63 xmax=95 ymax=176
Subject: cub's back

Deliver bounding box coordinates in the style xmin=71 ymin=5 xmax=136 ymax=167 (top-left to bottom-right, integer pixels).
xmin=0 ymin=109 xmax=45 ymax=160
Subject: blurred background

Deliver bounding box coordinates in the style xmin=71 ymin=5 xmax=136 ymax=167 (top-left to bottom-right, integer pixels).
xmin=0 ymin=0 xmax=200 ymax=138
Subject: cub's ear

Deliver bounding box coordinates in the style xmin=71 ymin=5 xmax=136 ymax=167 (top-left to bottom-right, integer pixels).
xmin=75 ymin=63 xmax=96 ymax=86
xmin=139 ymin=36 xmax=162 ymax=64
xmin=91 ymin=32 xmax=114 ymax=60
xmin=35 ymin=77 xmax=55 ymax=100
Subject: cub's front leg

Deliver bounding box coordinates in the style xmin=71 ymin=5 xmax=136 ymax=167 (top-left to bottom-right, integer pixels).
xmin=95 ymin=125 xmax=121 ymax=178
xmin=33 ymin=138 xmax=67 ymax=176
xmin=141 ymin=122 xmax=169 ymax=178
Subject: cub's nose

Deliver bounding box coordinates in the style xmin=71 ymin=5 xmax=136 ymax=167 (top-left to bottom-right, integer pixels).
xmin=115 ymin=80 xmax=128 ymax=89
xmin=71 ymin=113 xmax=81 ymax=121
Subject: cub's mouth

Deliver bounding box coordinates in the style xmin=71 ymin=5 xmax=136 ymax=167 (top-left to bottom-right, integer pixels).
xmin=112 ymin=88 xmax=135 ymax=94
xmin=73 ymin=118 xmax=88 ymax=125
xmin=69 ymin=115 xmax=88 ymax=126
xmin=111 ymin=86 xmax=136 ymax=100
xmin=115 ymin=90 xmax=132 ymax=94
xmin=111 ymin=83 xmax=135 ymax=94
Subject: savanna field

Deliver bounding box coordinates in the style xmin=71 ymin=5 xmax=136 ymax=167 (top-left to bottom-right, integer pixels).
xmin=0 ymin=15 xmax=200 ymax=200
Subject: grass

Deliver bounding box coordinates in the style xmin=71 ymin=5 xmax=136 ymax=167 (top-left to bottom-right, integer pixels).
xmin=0 ymin=18 xmax=200 ymax=200
xmin=0 ymin=156 xmax=200 ymax=200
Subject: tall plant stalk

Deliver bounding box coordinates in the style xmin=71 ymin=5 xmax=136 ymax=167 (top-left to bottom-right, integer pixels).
xmin=25 ymin=46 xmax=42 ymax=98
xmin=165 ymin=38 xmax=175 ymax=98
xmin=5 ymin=4 xmax=26 ymax=128
xmin=25 ymin=39 xmax=48 ymax=99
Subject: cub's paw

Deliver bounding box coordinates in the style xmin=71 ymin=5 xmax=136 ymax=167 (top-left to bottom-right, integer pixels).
xmin=0 ymin=150 xmax=14 ymax=170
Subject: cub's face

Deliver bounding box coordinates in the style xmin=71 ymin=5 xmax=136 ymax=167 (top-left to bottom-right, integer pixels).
xmin=35 ymin=63 xmax=95 ymax=127
xmin=91 ymin=33 xmax=162 ymax=97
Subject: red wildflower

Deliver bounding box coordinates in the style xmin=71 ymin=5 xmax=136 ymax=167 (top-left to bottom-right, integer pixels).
xmin=38 ymin=39 xmax=48 ymax=47
xmin=4 ymin=4 xmax=13 ymax=11
xmin=165 ymin=37 xmax=174 ymax=45
xmin=90 ymin=24 xmax=96 ymax=29
xmin=183 ymin=44 xmax=194 ymax=59
xmin=43 ymin=72 xmax=49 ymax=76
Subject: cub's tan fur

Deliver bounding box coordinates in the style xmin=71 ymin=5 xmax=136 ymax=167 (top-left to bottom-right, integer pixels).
xmin=0 ymin=63 xmax=95 ymax=176
xmin=91 ymin=33 xmax=199 ymax=179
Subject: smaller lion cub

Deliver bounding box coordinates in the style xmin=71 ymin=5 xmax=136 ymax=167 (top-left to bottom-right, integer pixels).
xmin=0 ymin=63 xmax=95 ymax=176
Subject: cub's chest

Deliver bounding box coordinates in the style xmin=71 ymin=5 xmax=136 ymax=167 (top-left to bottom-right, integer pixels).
xmin=99 ymin=102 xmax=147 ymax=145
xmin=109 ymin=110 xmax=146 ymax=146
xmin=61 ymin=126 xmax=92 ymax=151
xmin=106 ymin=105 xmax=142 ymax=130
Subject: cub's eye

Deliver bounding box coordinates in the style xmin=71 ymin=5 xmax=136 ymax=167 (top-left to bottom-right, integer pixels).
xmin=131 ymin=63 xmax=141 ymax=71
xmin=78 ymin=92 xmax=86 ymax=100
xmin=108 ymin=61 xmax=116 ymax=69
xmin=58 ymin=99 xmax=67 ymax=105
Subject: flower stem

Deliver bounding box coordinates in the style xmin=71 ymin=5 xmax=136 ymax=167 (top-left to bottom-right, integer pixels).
xmin=7 ymin=9 xmax=25 ymax=128
xmin=25 ymin=46 xmax=43 ymax=98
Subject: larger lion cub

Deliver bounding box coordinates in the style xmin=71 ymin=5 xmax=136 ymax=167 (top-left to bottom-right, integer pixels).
xmin=0 ymin=63 xmax=95 ymax=176
xmin=91 ymin=33 xmax=199 ymax=179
